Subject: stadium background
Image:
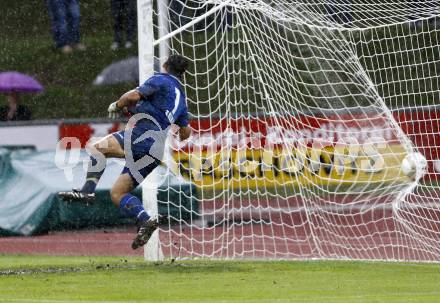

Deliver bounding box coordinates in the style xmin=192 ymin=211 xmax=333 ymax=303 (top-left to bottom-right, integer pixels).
xmin=1 ymin=0 xmax=440 ymax=256
xmin=1 ymin=1 xmax=440 ymax=302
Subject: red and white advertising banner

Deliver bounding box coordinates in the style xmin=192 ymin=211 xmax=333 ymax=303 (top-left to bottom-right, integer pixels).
xmin=164 ymin=111 xmax=437 ymax=188
xmin=1 ymin=109 xmax=439 ymax=186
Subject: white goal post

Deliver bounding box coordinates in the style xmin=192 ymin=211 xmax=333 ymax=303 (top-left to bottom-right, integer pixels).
xmin=139 ymin=0 xmax=440 ymax=262
xmin=137 ymin=0 xmax=162 ymax=261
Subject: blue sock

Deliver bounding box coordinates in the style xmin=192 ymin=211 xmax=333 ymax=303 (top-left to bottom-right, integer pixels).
xmin=119 ymin=194 xmax=150 ymax=222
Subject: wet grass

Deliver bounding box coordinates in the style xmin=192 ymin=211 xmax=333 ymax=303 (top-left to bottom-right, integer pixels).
xmin=1 ymin=255 xmax=440 ymax=302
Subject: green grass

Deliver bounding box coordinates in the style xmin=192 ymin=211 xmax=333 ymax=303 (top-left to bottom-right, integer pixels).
xmin=1 ymin=256 xmax=440 ymax=303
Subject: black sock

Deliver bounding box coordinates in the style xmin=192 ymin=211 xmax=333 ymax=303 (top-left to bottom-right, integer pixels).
xmin=81 ymin=154 xmax=106 ymax=194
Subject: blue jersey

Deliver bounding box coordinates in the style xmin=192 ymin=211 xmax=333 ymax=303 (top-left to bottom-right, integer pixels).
xmin=135 ymin=73 xmax=188 ymax=129
xmin=121 ymin=73 xmax=188 ymax=156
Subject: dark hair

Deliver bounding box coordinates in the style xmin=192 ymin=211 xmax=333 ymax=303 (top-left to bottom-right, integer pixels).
xmin=164 ymin=54 xmax=190 ymax=78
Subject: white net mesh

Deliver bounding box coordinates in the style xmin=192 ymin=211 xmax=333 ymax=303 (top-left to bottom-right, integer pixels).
xmin=146 ymin=0 xmax=440 ymax=261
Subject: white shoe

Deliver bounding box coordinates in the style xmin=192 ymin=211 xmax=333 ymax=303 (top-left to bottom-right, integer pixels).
xmin=125 ymin=41 xmax=133 ymax=49
xmin=110 ymin=42 xmax=120 ymax=50
xmin=60 ymin=45 xmax=73 ymax=54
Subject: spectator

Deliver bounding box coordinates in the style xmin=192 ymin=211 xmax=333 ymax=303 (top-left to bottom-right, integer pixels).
xmin=110 ymin=0 xmax=137 ymax=50
xmin=0 ymin=92 xmax=32 ymax=122
xmin=46 ymin=0 xmax=86 ymax=54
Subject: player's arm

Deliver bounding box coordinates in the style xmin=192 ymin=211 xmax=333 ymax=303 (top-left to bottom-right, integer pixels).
xmin=175 ymin=108 xmax=191 ymax=141
xmin=108 ymin=78 xmax=159 ymax=118
xmin=179 ymin=126 xmax=191 ymax=141
xmin=108 ymin=90 xmax=141 ymax=118
xmin=116 ymin=90 xmax=142 ymax=108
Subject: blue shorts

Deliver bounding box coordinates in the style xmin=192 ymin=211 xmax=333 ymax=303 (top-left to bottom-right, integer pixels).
xmin=113 ymin=131 xmax=161 ymax=187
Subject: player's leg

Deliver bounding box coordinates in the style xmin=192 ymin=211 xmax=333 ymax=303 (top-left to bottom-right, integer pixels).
xmin=81 ymin=133 xmax=125 ymax=194
xmin=110 ymin=173 xmax=141 ymax=215
xmin=59 ymin=132 xmax=125 ymax=202
xmin=111 ymin=158 xmax=166 ymax=249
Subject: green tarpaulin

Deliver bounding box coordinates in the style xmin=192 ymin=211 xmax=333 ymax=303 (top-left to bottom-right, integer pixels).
xmin=0 ymin=148 xmax=197 ymax=236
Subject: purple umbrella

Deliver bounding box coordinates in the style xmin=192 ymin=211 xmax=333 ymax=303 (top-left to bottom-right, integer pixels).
xmin=0 ymin=71 xmax=44 ymax=93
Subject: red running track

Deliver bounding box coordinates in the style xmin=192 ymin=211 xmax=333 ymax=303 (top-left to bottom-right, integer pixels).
xmin=0 ymin=214 xmax=439 ymax=261
xmin=1 ymin=191 xmax=440 ymax=261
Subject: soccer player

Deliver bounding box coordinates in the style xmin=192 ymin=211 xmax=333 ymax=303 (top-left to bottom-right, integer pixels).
xmin=59 ymin=54 xmax=191 ymax=249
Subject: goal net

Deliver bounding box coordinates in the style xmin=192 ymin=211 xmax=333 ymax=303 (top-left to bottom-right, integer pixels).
xmin=141 ymin=0 xmax=440 ymax=261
